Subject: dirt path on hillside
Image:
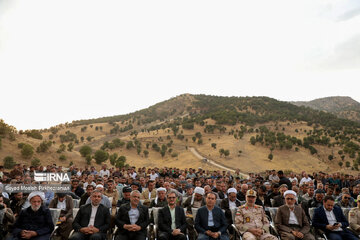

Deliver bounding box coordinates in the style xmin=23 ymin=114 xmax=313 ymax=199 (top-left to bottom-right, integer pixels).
xmin=189 ymin=147 xmax=249 ymax=178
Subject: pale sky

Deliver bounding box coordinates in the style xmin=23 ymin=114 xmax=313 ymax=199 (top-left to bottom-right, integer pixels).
xmin=1 ymin=0 xmax=360 ymax=130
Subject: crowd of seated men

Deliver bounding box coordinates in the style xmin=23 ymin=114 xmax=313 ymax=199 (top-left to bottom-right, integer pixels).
xmin=1 ymin=164 xmax=360 ymax=239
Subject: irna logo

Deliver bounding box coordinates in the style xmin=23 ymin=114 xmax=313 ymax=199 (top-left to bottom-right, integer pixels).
xmin=34 ymin=171 xmax=71 ymax=182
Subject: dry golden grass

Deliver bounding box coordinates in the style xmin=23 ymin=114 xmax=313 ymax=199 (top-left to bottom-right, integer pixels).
xmin=0 ymin=119 xmax=355 ymax=174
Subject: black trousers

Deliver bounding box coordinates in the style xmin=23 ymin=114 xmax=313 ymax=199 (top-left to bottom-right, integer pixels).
xmin=115 ymin=231 xmax=147 ymax=240
xmin=158 ymin=231 xmax=187 ymax=240
xmin=69 ymin=232 xmax=106 ymax=240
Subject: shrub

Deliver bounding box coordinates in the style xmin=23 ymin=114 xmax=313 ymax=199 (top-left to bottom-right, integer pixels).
xmin=18 ymin=143 xmax=25 ymax=149
xmin=143 ymin=150 xmax=149 ymax=157
xmin=31 ymin=158 xmax=41 ymax=167
xmin=126 ymin=141 xmax=134 ymax=149
xmin=36 ymin=141 xmax=52 ymax=153
xmin=115 ymin=156 xmax=126 ymax=168
xmin=3 ymin=156 xmax=16 ymax=169
xmin=109 ymin=153 xmax=118 ymax=166
xmin=21 ymin=144 xmax=34 ymax=158
xmin=57 ymin=144 xmax=66 ymax=153
xmin=86 ymin=155 xmax=92 ymax=165
xmin=25 ymin=130 xmax=43 ymax=140
xmin=80 ymin=145 xmax=92 ymax=157
xmin=59 ymin=154 xmax=67 ymax=161
xmin=67 ymin=143 xmax=74 ymax=152
xmin=94 ymin=150 xmax=109 ymax=164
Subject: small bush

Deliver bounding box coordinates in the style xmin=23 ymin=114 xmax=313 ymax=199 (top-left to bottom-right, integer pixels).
xmin=21 ymin=144 xmax=34 ymax=158
xmin=3 ymin=156 xmax=16 ymax=169
xmin=31 ymin=158 xmax=41 ymax=167
xmin=59 ymin=154 xmax=67 ymax=161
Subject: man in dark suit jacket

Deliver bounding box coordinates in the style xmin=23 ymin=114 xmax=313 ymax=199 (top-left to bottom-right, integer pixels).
xmin=312 ymin=195 xmax=358 ymax=240
xmin=275 ymin=190 xmax=314 ymax=240
xmin=115 ymin=190 xmax=149 ymax=240
xmin=158 ymin=191 xmax=187 ymax=240
xmin=194 ymin=192 xmax=229 ymax=240
xmin=272 ymin=184 xmax=288 ymax=207
xmin=70 ymin=190 xmax=111 ymax=240
xmin=220 ymin=188 xmax=241 ymax=227
xmin=12 ymin=192 xmax=54 ymax=240
xmin=278 ymin=170 xmax=292 ymax=190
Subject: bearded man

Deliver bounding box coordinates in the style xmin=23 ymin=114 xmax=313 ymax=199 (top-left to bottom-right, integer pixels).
xmin=12 ymin=191 xmax=54 ymax=240
xmin=275 ymin=190 xmax=314 ymax=240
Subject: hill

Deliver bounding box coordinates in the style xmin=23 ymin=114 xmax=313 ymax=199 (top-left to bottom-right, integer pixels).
xmin=291 ymin=96 xmax=360 ymax=122
xmin=1 ymin=94 xmax=360 ymax=174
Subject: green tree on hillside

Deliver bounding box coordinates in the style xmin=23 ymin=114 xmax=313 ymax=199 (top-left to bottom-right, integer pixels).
xmin=115 ymin=156 xmax=126 ymax=168
xmin=109 ymin=153 xmax=118 ymax=166
xmin=143 ymin=150 xmax=149 ymax=158
xmin=219 ymin=148 xmax=225 ymax=157
xmin=126 ymin=141 xmax=134 ymax=149
xmin=31 ymin=158 xmax=41 ymax=167
xmin=57 ymin=144 xmax=66 ymax=153
xmin=80 ymin=145 xmax=92 ymax=157
xmin=3 ymin=156 xmax=16 ymax=169
xmin=21 ymin=144 xmax=34 ymax=158
xmin=94 ymin=150 xmax=109 ymax=164
xmin=86 ymin=155 xmax=92 ymax=165
xmin=67 ymin=143 xmax=74 ymax=152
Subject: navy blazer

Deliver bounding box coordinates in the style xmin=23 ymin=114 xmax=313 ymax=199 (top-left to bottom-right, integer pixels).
xmin=311 ymin=205 xmax=349 ymax=233
xmin=195 ymin=206 xmax=228 ymax=235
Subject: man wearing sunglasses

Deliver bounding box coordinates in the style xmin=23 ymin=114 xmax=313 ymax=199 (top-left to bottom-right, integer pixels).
xmin=336 ymin=192 xmax=354 ymax=208
xmin=275 ymin=190 xmax=314 ymax=240
xmin=158 ymin=191 xmax=187 ymax=240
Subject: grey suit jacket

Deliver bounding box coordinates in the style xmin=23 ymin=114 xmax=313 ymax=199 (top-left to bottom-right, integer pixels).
xmin=275 ymin=205 xmax=311 ymax=234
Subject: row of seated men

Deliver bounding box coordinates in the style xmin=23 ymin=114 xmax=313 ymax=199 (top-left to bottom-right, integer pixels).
xmin=2 ymin=185 xmax=360 ymax=240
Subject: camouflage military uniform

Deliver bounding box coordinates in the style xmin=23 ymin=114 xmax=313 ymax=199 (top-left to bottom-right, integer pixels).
xmin=235 ymin=204 xmax=277 ymax=240
xmin=349 ymin=207 xmax=360 ymax=234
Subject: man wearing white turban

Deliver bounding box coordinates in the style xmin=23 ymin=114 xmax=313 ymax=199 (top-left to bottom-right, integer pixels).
xmin=275 ymin=190 xmax=315 ymax=240
xmin=12 ymin=191 xmax=54 ymax=240
xmin=220 ymin=188 xmax=241 ymax=231
xmin=150 ymin=188 xmax=168 ymax=208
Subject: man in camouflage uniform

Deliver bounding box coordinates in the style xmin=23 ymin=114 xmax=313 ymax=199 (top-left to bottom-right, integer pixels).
xmin=349 ymin=195 xmax=360 ymax=234
xmin=235 ymin=189 xmax=277 ymax=240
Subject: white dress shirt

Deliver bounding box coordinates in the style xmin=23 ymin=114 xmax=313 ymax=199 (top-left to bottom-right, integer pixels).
xmin=288 ymin=208 xmax=299 ymax=225
xmin=57 ymin=199 xmax=66 ymax=210
xmin=324 ymin=207 xmax=342 ymax=231
xmin=88 ymin=204 xmax=99 ymax=226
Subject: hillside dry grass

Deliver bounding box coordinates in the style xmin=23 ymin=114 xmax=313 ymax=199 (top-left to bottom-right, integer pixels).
xmin=1 ymin=118 xmax=355 ymax=175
